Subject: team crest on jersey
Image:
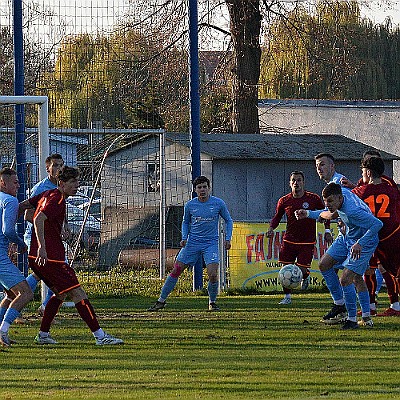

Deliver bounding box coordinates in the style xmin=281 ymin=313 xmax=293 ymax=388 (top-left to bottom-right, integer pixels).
xmin=302 ymin=202 xmax=310 ymax=209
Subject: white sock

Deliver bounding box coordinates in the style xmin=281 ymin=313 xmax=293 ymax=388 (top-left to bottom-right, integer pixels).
xmin=93 ymin=328 xmax=105 ymax=339
xmin=0 ymin=321 xmax=10 ymax=332
xmin=39 ymin=331 xmax=49 ymax=338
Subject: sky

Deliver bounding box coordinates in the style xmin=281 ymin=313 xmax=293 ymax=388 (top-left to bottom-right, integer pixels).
xmin=1 ymin=0 xmax=400 ymax=51
xmin=361 ymin=0 xmax=400 ymax=24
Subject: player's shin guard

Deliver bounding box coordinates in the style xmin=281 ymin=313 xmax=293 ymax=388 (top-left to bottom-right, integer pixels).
xmin=41 ymin=296 xmax=63 ymax=333
xmin=207 ymin=281 xmax=219 ymax=303
xmin=342 ymin=284 xmax=357 ymax=321
xmin=357 ymin=290 xmax=370 ymax=317
xmin=321 ymin=268 xmax=344 ymax=303
xmin=160 ymin=275 xmax=178 ymax=302
xmin=75 ymin=299 xmax=101 ymax=332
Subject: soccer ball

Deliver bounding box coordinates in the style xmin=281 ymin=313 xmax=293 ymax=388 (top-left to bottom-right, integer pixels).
xmin=278 ymin=264 xmax=303 ymax=289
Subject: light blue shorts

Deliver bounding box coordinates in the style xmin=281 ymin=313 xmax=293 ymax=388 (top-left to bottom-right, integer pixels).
xmin=327 ymin=234 xmax=378 ymax=275
xmin=0 ymin=252 xmax=26 ymax=290
xmin=177 ymin=240 xmax=219 ymax=266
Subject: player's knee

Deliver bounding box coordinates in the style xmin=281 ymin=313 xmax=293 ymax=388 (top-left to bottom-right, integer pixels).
xmin=207 ymin=267 xmax=219 ymax=282
xmin=170 ymin=263 xmax=184 ymax=279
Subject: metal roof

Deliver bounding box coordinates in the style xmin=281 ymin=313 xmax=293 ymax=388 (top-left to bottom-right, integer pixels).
xmin=166 ymin=132 xmax=399 ymax=161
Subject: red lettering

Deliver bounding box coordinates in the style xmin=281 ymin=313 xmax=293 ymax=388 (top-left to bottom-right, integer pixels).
xmin=274 ymin=231 xmax=284 ymax=259
xmin=267 ymin=234 xmax=273 ymax=260
xmin=255 ymin=234 xmax=265 ymax=262
xmin=318 ymin=232 xmax=329 ymax=258
xmin=246 ymin=235 xmax=255 ymax=263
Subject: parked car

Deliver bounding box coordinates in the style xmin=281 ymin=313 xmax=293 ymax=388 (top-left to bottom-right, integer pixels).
xmin=78 ymin=185 xmax=101 ymax=200
xmin=67 ymin=203 xmax=101 ymax=251
xmin=67 ymin=185 xmax=101 ymax=207
xmin=77 ymin=198 xmax=101 ymax=221
xmin=67 ymin=192 xmax=90 ymax=207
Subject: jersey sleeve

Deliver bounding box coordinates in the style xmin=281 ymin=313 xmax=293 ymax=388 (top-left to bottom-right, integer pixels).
xmin=2 ymin=197 xmax=25 ymax=248
xmin=314 ymin=196 xmax=330 ymax=229
xmin=39 ymin=192 xmax=64 ymax=221
xmin=270 ymin=197 xmax=285 ymax=229
xmin=219 ymin=199 xmax=233 ymax=241
xmin=181 ymin=202 xmax=191 ymax=240
xmin=352 ymin=209 xmax=383 ymax=247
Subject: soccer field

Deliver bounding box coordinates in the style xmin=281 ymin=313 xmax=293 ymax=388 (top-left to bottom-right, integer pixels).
xmin=1 ymin=294 xmax=399 ymax=400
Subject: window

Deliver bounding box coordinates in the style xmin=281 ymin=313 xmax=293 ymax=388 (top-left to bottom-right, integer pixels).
xmin=147 ymin=163 xmax=160 ymax=192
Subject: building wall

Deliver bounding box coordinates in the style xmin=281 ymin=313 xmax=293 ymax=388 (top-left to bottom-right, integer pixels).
xmin=212 ymin=158 xmax=393 ymax=221
xmin=99 ymin=138 xmax=213 ymax=266
xmin=259 ymin=102 xmax=400 ymax=180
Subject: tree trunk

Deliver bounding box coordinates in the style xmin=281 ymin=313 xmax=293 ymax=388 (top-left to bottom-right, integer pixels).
xmin=226 ymin=0 xmax=261 ymax=134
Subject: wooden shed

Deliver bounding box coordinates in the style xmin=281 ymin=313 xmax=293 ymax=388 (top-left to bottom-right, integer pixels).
xmin=99 ymin=132 xmax=399 ymax=267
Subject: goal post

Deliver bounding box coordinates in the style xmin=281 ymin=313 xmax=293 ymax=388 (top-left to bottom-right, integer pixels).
xmin=0 ymin=95 xmax=49 ymax=302
xmin=0 ymin=95 xmax=49 ymax=180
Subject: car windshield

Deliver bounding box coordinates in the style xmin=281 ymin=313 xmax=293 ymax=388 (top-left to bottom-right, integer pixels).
xmin=67 ymin=204 xmax=99 ymax=223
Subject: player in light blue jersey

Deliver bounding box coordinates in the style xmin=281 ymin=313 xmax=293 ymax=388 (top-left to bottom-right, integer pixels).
xmin=315 ymin=153 xmax=348 ymax=186
xmin=24 ymin=154 xmax=64 ymax=314
xmin=296 ymin=183 xmax=382 ymax=329
xmin=148 ymin=175 xmax=233 ymax=311
xmin=0 ymin=168 xmax=33 ymax=346
xmin=314 ymin=152 xmax=350 ymax=322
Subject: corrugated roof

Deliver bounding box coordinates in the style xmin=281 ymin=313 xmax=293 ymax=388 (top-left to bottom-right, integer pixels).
xmin=166 ymin=132 xmax=399 ymax=161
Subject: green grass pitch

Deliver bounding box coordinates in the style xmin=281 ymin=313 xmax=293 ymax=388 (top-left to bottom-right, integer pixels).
xmin=1 ymin=293 xmax=399 ymax=400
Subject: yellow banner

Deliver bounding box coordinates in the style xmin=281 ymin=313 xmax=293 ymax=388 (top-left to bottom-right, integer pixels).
xmin=229 ymin=222 xmax=336 ymax=292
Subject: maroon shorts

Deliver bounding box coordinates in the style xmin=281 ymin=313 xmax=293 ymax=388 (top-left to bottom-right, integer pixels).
xmin=278 ymin=240 xmax=314 ymax=268
xmin=368 ymin=254 xmax=379 ymax=269
xmin=376 ymin=236 xmax=400 ymax=277
xmin=28 ymin=255 xmax=81 ymax=295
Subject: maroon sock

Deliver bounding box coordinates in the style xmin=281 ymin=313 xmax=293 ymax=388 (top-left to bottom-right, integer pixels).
xmin=382 ymin=271 xmax=399 ymax=304
xmin=40 ymin=296 xmax=63 ymax=332
xmin=364 ymin=273 xmax=377 ymax=304
xmin=75 ymin=299 xmax=101 ymax=332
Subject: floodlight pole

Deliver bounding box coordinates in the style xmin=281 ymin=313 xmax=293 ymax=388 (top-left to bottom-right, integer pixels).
xmin=188 ymin=0 xmax=203 ymax=290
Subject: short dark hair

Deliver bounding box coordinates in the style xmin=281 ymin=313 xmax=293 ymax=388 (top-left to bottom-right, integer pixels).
xmin=57 ymin=166 xmax=80 ymax=183
xmin=315 ymin=153 xmax=335 ymax=162
xmin=193 ymin=175 xmax=210 ymax=188
xmin=322 ymin=182 xmax=342 ymax=198
xmin=362 ymin=149 xmax=381 ymax=159
xmin=45 ymin=153 xmax=63 ymax=166
xmin=290 ymin=170 xmax=304 ymax=180
xmin=362 ymin=156 xmax=385 ymax=177
xmin=0 ymin=167 xmax=17 ymax=178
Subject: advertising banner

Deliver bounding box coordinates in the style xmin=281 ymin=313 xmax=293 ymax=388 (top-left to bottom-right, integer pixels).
xmin=229 ymin=222 xmax=336 ymax=292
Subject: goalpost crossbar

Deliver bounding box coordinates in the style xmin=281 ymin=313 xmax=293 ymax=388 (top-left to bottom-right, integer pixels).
xmin=0 ymin=95 xmax=49 ymax=180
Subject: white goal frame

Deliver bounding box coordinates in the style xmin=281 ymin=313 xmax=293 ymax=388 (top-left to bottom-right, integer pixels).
xmin=0 ymin=95 xmax=49 ymax=181
xmin=0 ymin=95 xmax=50 ymax=302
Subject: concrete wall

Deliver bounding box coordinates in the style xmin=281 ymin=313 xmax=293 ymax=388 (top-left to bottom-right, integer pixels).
xmin=211 ymin=158 xmax=382 ymax=221
xmin=259 ymin=100 xmax=400 ymax=180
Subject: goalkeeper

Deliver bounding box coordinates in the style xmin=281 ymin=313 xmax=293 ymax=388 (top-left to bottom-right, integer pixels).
xmin=148 ymin=175 xmax=233 ymax=312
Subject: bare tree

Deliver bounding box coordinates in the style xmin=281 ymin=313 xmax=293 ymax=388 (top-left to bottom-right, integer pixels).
xmin=226 ymin=0 xmax=261 ymax=133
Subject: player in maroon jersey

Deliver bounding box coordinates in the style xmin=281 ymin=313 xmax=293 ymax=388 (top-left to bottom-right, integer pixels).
xmin=267 ymin=171 xmax=333 ymax=304
xmin=342 ymin=150 xmax=399 ymax=314
xmin=19 ymin=166 xmax=124 ymax=344
xmin=342 ymin=149 xmax=398 ymax=190
xmin=352 ymin=156 xmax=400 ymax=317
